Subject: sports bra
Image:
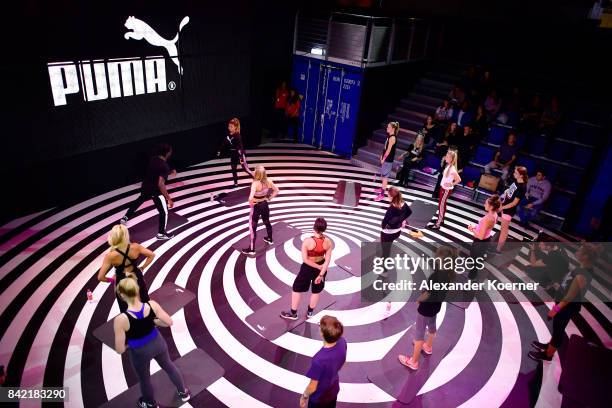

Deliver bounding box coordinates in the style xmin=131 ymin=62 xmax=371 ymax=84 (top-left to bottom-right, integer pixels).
xmin=125 ymin=302 xmax=158 ymax=348
xmin=306 ymin=235 xmax=326 ymax=257
xmin=475 ymin=212 xmax=498 ymax=239
xmin=114 ymin=245 xmax=137 ymax=280
xmin=253 ymin=185 xmax=270 ymax=198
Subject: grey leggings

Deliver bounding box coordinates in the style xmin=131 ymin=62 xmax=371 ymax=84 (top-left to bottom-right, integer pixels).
xmin=129 ymin=332 xmax=186 ymax=404
xmin=414 ymin=312 xmax=437 ymax=341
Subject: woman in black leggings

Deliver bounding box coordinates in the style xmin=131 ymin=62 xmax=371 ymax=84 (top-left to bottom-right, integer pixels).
xmin=528 ymin=244 xmax=597 ymax=361
xmin=113 ymin=277 xmax=190 ymax=407
xmin=381 ymin=187 xmax=412 ymax=316
xmin=217 ymin=117 xmax=254 ymax=187
xmin=97 ymin=225 xmax=153 ymax=313
xmin=242 ymin=166 xmax=279 ymax=255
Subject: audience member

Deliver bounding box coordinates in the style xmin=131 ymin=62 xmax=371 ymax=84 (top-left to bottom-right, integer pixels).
xmin=472 ymin=104 xmax=489 ymax=140
xmin=456 ymin=100 xmax=474 ymax=129
xmin=517 ymin=169 xmax=552 ymax=225
xmin=396 ymin=134 xmax=425 ymax=187
xmin=435 ymin=99 xmax=454 ymax=123
xmin=539 ymin=96 xmax=562 ymax=134
xmin=478 ymin=70 xmax=495 ymax=97
xmin=484 ymin=89 xmax=502 ymax=120
xmin=448 ymin=85 xmax=466 ymax=106
xmin=421 ymin=114 xmax=438 ymax=145
xmin=435 ymin=122 xmax=458 ymax=157
xmin=457 ymin=125 xmax=477 ymax=169
xmin=484 ymin=132 xmax=518 ymax=182
xmin=521 ymin=94 xmax=543 ymax=131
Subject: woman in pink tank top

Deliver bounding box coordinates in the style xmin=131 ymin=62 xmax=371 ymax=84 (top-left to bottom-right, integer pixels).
xmin=467 ymin=195 xmax=501 ymax=278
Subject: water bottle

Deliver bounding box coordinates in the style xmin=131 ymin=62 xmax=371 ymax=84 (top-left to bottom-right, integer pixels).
xmin=86 ymin=289 xmax=93 ymax=303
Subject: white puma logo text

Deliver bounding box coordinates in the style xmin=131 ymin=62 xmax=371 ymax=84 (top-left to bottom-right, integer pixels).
xmin=124 ymin=16 xmax=190 ymax=74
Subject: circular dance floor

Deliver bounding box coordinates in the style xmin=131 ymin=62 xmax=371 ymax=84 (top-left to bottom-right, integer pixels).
xmin=0 ymin=143 xmax=609 ymax=407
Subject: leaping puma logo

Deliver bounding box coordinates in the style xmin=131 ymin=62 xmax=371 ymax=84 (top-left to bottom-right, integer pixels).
xmin=124 ymin=16 xmax=190 ymax=74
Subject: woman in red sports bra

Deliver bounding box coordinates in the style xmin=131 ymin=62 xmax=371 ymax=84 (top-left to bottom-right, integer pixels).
xmin=281 ymin=218 xmax=332 ymax=320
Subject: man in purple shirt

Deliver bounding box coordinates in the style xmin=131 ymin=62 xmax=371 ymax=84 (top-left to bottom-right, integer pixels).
xmin=484 ymin=132 xmax=518 ymax=181
xmin=300 ymin=316 xmax=347 ymax=408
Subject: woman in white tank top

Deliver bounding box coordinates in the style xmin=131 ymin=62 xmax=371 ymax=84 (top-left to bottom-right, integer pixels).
xmin=431 ymin=150 xmax=461 ymax=229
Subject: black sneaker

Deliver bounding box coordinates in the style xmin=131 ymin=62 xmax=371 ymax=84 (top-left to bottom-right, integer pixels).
xmin=280 ymin=310 xmax=298 ymax=320
xmin=177 ymin=388 xmax=191 ymax=402
xmin=306 ymin=309 xmax=314 ymax=318
xmin=241 ymin=247 xmax=256 ymax=256
xmin=528 ymin=350 xmax=552 ymax=362
xmin=429 ymin=224 xmax=441 ymax=230
xmin=120 ymin=216 xmax=128 ymax=225
xmin=232 ymin=183 xmax=239 ymax=188
xmin=137 ymin=398 xmax=158 ymax=408
xmin=156 ymin=232 xmax=174 ymax=240
xmin=532 ymin=341 xmax=548 ymax=351
xmin=264 ymin=237 xmax=274 ymax=245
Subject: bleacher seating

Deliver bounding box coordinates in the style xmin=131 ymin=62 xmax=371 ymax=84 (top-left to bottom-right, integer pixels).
xmin=486 ymin=126 xmax=508 ymax=145
xmin=569 ymin=145 xmax=594 ymax=168
xmin=526 ymin=136 xmax=548 ymax=156
xmin=352 ymin=62 xmax=607 ymax=232
xmin=472 ymin=145 xmax=496 ymax=166
xmin=461 ymin=165 xmax=482 ymax=186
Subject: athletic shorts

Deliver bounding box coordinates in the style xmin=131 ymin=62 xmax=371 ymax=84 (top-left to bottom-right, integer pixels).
xmin=292 ymin=260 xmax=326 ymax=294
xmin=381 ymin=162 xmax=393 ymax=177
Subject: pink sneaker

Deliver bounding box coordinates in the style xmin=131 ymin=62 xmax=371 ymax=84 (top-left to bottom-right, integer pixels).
xmin=398 ymin=354 xmax=418 ymax=370
xmin=412 ymin=339 xmax=432 ymax=355
xmin=374 ymin=192 xmax=385 ymax=201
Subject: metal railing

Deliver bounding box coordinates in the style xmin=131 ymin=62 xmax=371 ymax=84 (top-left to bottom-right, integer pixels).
xmin=293 ymin=11 xmax=432 ymax=68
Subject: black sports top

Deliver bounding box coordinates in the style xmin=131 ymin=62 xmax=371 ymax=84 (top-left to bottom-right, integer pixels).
xmin=125 ymin=302 xmax=158 ymax=347
xmin=384 ymin=135 xmax=397 ymax=163
xmin=114 ymin=245 xmax=137 ymax=281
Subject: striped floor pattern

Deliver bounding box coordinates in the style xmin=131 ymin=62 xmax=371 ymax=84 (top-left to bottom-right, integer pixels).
xmin=0 ymin=143 xmax=609 ymax=408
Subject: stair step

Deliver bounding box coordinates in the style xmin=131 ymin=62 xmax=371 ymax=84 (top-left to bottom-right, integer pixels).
xmin=395 ymin=107 xmax=428 ymax=121
xmin=372 ymin=129 xmax=417 ymax=149
xmin=408 ymin=92 xmax=444 ymax=105
xmin=425 ymin=71 xmax=463 ymax=84
xmin=418 ymin=78 xmax=454 ymax=91
xmin=399 ymin=99 xmax=437 ymax=114
xmin=414 ymin=84 xmax=449 ymax=99
xmin=387 ymin=113 xmax=422 ymax=130
xmin=367 ymin=139 xmax=408 ymax=158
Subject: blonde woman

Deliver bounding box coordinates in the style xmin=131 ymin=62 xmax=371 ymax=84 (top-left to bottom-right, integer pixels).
xmin=396 ymin=134 xmax=424 ymax=187
xmin=97 ymin=224 xmax=155 ymax=312
xmin=430 ymin=150 xmax=461 ymax=229
xmin=242 ymin=166 xmax=279 ymax=255
xmin=113 ymin=277 xmax=191 ymax=407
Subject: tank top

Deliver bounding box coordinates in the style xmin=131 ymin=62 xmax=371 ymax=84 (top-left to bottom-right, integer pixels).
xmin=307 ymin=235 xmax=326 ymax=257
xmin=125 ymin=302 xmax=158 ymax=348
xmin=114 ymin=245 xmax=137 ymax=281
xmin=384 ymin=135 xmax=397 ymax=163
xmin=475 ymin=212 xmax=498 ymax=239
xmin=253 ymin=182 xmax=270 ymax=199
xmin=441 ymin=165 xmax=457 ymax=190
